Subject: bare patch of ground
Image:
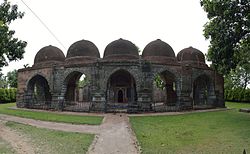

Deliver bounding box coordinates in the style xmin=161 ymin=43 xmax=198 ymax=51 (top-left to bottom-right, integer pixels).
xmin=0 ymin=120 xmax=35 ymax=154
xmin=88 ymin=114 xmax=139 ymax=154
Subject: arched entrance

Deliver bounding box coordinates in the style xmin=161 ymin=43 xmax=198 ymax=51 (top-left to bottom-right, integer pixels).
xmin=152 ymin=70 xmax=177 ymax=111
xmin=193 ymin=74 xmax=214 ymax=109
xmin=106 ymin=70 xmax=137 ymax=111
xmin=63 ymin=71 xmax=90 ymax=111
xmin=26 ymin=75 xmax=52 ymax=109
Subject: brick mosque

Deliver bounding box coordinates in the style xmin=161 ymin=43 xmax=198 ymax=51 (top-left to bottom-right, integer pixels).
xmin=16 ymin=38 xmax=225 ymax=113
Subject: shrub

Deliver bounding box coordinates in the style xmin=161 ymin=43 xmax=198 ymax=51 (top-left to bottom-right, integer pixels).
xmin=225 ymin=88 xmax=250 ymax=103
xmin=0 ymin=88 xmax=17 ymax=103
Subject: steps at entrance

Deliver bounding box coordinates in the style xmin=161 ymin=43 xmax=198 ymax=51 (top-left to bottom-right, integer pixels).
xmin=106 ymin=103 xmax=128 ymax=113
xmin=106 ymin=103 xmax=139 ymax=113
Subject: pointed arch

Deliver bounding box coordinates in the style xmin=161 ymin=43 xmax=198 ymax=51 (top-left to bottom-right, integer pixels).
xmin=62 ymin=71 xmax=91 ymax=111
xmin=152 ymin=69 xmax=177 ymax=107
xmin=193 ymin=74 xmax=215 ymax=108
xmin=26 ymin=74 xmax=52 ymax=108
xmin=106 ymin=69 xmax=137 ymax=111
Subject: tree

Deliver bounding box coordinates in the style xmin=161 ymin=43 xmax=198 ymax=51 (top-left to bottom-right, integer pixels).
xmin=6 ymin=69 xmax=17 ymax=88
xmin=223 ymin=31 xmax=250 ymax=90
xmin=200 ymin=0 xmax=249 ymax=74
xmin=0 ymin=72 xmax=7 ymax=88
xmin=0 ymin=0 xmax=27 ymax=71
xmin=154 ymin=74 xmax=165 ymax=90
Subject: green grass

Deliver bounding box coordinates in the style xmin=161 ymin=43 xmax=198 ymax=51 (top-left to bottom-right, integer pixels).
xmin=5 ymin=121 xmax=94 ymax=154
xmin=130 ymin=110 xmax=250 ymax=153
xmin=0 ymin=138 xmax=15 ymax=154
xmin=0 ymin=103 xmax=103 ymax=125
xmin=226 ymin=101 xmax=250 ymax=109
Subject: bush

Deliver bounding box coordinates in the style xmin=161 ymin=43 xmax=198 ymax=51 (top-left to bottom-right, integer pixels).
xmin=0 ymin=88 xmax=17 ymax=103
xmin=225 ymin=88 xmax=250 ymax=103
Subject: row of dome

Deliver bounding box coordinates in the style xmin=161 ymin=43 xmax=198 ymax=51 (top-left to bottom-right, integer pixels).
xmin=34 ymin=38 xmax=206 ymax=66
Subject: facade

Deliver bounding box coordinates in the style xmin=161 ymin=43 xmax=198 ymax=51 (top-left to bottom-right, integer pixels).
xmin=16 ymin=39 xmax=225 ymax=113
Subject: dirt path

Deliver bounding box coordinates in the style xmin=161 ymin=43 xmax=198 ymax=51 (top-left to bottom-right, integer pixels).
xmin=0 ymin=120 xmax=35 ymax=154
xmin=88 ymin=114 xmax=139 ymax=154
xmin=0 ymin=113 xmax=139 ymax=154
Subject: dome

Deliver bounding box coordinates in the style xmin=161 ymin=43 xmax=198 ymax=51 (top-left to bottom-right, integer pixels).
xmin=142 ymin=39 xmax=176 ymax=64
xmin=103 ymin=38 xmax=139 ymax=60
xmin=66 ymin=40 xmax=100 ymax=58
xmin=177 ymin=47 xmax=206 ymax=66
xmin=34 ymin=45 xmax=65 ymax=65
xmin=66 ymin=40 xmax=100 ymax=65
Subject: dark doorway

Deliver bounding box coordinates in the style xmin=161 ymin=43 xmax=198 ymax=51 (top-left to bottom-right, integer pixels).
xmin=193 ymin=74 xmax=213 ymax=107
xmin=63 ymin=71 xmax=90 ymax=112
xmin=153 ymin=71 xmax=177 ymax=106
xmin=118 ymin=90 xmax=123 ymax=103
xmin=106 ymin=69 xmax=137 ymax=111
xmin=26 ymin=75 xmax=52 ymax=109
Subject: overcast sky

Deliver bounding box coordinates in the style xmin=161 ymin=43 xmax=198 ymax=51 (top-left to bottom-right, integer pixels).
xmin=2 ymin=0 xmax=209 ymax=74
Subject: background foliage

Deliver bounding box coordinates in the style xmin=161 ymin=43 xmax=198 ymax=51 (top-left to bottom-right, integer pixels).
xmin=201 ymin=0 xmax=250 ymax=101
xmin=0 ymin=0 xmax=27 ymax=71
xmin=0 ymin=88 xmax=17 ymax=103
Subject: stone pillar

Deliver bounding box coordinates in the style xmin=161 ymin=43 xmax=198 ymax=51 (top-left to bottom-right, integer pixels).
xmin=23 ymin=92 xmax=33 ymax=108
xmin=207 ymin=85 xmax=216 ymax=106
xmin=51 ymin=93 xmax=64 ymax=111
xmin=177 ymin=74 xmax=193 ymax=110
xmin=16 ymin=92 xmax=27 ymax=108
xmin=91 ymin=92 xmax=106 ymax=112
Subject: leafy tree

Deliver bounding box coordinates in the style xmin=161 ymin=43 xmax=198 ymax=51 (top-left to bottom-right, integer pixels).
xmin=0 ymin=72 xmax=7 ymax=88
xmin=9 ymin=88 xmax=17 ymax=102
xmin=6 ymin=69 xmax=17 ymax=88
xmin=224 ymin=37 xmax=250 ymax=90
xmin=0 ymin=0 xmax=27 ymax=70
xmin=154 ymin=75 xmax=165 ymax=90
xmin=78 ymin=76 xmax=89 ymax=87
xmin=200 ymin=0 xmax=249 ymax=74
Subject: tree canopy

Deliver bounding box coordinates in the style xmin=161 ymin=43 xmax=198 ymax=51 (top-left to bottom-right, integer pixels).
xmin=0 ymin=0 xmax=27 ymax=71
xmin=6 ymin=69 xmax=17 ymax=88
xmin=200 ymin=0 xmax=249 ymax=74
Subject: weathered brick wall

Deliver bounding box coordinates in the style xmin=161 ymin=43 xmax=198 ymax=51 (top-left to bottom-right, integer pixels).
xmin=17 ymin=57 xmax=225 ymax=112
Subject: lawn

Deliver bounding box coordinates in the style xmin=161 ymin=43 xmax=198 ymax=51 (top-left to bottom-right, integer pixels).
xmin=130 ymin=103 xmax=250 ymax=153
xmin=0 ymin=138 xmax=15 ymax=154
xmin=5 ymin=121 xmax=94 ymax=154
xmin=226 ymin=101 xmax=250 ymax=109
xmin=0 ymin=103 xmax=103 ymax=125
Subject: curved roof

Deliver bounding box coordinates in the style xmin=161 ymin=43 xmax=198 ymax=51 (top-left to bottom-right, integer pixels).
xmin=177 ymin=47 xmax=206 ymax=65
xmin=142 ymin=39 xmax=175 ymax=58
xmin=34 ymin=45 xmax=65 ymax=65
xmin=142 ymin=39 xmax=176 ymax=64
xmin=103 ymin=38 xmax=139 ymax=60
xmin=66 ymin=39 xmax=100 ymax=58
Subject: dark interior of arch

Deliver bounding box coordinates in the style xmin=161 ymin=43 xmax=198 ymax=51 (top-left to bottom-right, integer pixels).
xmin=64 ymin=71 xmax=90 ymax=103
xmin=153 ymin=70 xmax=177 ymax=106
xmin=193 ymin=75 xmax=212 ymax=106
xmin=107 ymin=70 xmax=137 ymax=104
xmin=27 ymin=75 xmax=52 ymax=106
